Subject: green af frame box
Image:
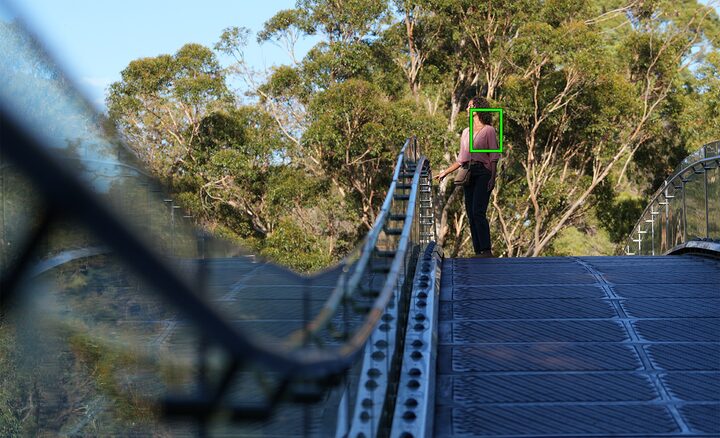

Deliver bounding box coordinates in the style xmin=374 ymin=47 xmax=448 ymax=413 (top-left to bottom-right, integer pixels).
xmin=469 ymin=108 xmax=503 ymax=153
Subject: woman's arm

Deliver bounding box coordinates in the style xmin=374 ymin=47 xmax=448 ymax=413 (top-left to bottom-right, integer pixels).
xmin=434 ymin=161 xmax=461 ymax=181
xmin=488 ymin=161 xmax=497 ymax=191
xmin=437 ymin=127 xmax=468 ymax=181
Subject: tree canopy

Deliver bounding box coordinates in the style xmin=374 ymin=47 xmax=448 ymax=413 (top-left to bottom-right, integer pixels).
xmin=107 ymin=0 xmax=720 ymax=267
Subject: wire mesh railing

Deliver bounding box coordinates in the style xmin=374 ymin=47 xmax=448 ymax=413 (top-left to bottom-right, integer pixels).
xmin=623 ymin=141 xmax=720 ymax=256
xmin=0 ymin=6 xmax=437 ymax=434
xmin=0 ymin=119 xmax=434 ymax=436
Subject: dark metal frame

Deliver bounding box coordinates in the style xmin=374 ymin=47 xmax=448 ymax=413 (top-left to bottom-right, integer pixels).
xmin=1 ymin=106 xmax=438 ymax=431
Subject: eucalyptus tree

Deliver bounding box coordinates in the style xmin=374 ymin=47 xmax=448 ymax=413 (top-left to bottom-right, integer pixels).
xmin=489 ymin=0 xmax=720 ymax=256
xmin=254 ymin=0 xmax=448 ymax=230
xmin=108 ymin=45 xmax=283 ymax=243
xmin=106 ymin=0 xmax=719 ymax=263
xmin=382 ymin=0 xmax=719 ymax=256
xmin=107 ymin=44 xmax=231 ymax=178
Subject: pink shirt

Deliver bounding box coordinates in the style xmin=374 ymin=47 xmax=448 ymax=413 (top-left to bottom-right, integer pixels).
xmin=457 ymin=125 xmax=500 ymax=171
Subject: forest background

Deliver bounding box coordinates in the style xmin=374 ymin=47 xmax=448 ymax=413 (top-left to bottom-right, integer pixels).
xmin=106 ymin=0 xmax=720 ymax=272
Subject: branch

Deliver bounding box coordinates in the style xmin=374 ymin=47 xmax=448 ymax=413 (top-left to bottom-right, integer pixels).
xmin=584 ymin=1 xmax=638 ymax=25
xmin=532 ymin=142 xmax=631 ymax=255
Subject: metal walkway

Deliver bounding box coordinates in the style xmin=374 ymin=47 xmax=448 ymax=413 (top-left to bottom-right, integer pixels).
xmin=435 ymin=255 xmax=720 ymax=437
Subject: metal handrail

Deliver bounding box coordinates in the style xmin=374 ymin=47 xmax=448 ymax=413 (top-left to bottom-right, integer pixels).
xmin=345 ymin=155 xmax=431 ymax=436
xmin=623 ymin=141 xmax=720 ymax=255
xmin=6 ymin=139 xmax=419 ymax=354
xmin=286 ymin=138 xmax=414 ymax=346
xmin=14 ymin=141 xmax=420 ymax=353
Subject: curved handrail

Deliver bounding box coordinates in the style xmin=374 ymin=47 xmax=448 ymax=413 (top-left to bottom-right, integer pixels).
xmin=286 ymin=138 xmax=414 ymax=346
xmin=622 ymin=140 xmax=720 ymax=256
xmin=9 ymin=144 xmax=413 ymax=353
xmin=345 ymin=155 xmax=431 ymax=436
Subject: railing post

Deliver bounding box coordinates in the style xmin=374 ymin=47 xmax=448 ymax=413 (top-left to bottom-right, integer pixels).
xmin=622 ymin=141 xmax=718 ymax=256
xmin=650 ymin=216 xmax=655 ymax=256
xmin=705 ymin=167 xmax=710 ymax=239
xmin=682 ymin=178 xmax=687 ymax=243
xmin=195 ymin=230 xmax=209 ymax=434
xmin=664 ymin=181 xmax=670 ymax=249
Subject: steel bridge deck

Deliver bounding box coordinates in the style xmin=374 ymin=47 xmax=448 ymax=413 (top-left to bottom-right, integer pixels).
xmin=435 ymin=255 xmax=720 ymax=437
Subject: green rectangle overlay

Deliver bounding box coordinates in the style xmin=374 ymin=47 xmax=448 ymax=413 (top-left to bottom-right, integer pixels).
xmin=469 ymin=108 xmax=503 ymax=153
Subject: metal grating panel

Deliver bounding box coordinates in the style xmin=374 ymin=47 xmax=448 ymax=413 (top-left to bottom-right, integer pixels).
xmin=680 ymin=404 xmax=720 ymax=435
xmin=661 ymin=373 xmax=720 ymax=401
xmin=604 ymin=272 xmax=720 ymax=284
xmin=452 ymin=285 xmax=606 ymax=300
xmin=440 ymin=344 xmax=642 ymax=373
xmin=622 ymin=298 xmax=720 ymax=318
xmin=646 ymin=344 xmax=720 ymax=371
xmin=442 ymin=405 xmax=679 ymax=436
xmin=449 ymin=298 xmax=617 ymax=320
xmin=634 ymin=319 xmax=720 ymax=342
xmin=613 ymin=283 xmax=720 ymax=298
xmin=435 ymin=255 xmax=720 ymax=437
xmin=446 ymin=320 xmax=629 ymax=343
xmin=444 ymin=373 xmax=658 ymax=404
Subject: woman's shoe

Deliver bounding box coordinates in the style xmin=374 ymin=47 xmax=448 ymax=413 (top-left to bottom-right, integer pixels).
xmin=473 ymin=250 xmax=494 ymax=258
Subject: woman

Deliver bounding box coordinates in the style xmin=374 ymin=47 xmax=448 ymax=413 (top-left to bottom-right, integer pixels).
xmin=435 ymin=96 xmax=500 ymax=257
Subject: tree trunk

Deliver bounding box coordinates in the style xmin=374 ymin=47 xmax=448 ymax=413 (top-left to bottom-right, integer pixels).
xmin=436 ymin=185 xmax=461 ymax=247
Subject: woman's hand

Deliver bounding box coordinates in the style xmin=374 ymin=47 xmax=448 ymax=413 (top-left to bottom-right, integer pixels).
xmin=487 ymin=177 xmax=495 ymax=192
xmin=435 ymin=163 xmax=460 ymax=182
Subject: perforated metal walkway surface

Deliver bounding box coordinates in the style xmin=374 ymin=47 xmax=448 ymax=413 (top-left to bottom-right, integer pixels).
xmin=435 ymin=255 xmax=720 ymax=437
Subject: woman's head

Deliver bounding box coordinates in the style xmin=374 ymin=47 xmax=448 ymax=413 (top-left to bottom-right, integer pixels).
xmin=467 ymin=96 xmax=493 ymax=125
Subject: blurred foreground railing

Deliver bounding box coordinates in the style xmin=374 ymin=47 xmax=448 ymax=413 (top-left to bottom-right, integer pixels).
xmin=623 ymin=141 xmax=720 ymax=256
xmin=1 ymin=105 xmax=436 ymax=436
xmin=0 ymin=5 xmax=441 ymax=435
xmin=0 ymin=4 xmax=444 ymax=436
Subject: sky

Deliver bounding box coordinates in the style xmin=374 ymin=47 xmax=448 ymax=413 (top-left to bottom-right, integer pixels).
xmin=8 ymin=0 xmax=718 ymax=112
xmin=9 ymin=0 xmax=318 ymax=110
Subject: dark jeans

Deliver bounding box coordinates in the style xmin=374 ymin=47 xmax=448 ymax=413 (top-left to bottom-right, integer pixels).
xmin=463 ymin=164 xmax=492 ymax=254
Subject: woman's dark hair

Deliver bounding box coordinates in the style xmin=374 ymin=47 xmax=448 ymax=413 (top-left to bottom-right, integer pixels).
xmin=470 ymin=96 xmax=493 ymax=125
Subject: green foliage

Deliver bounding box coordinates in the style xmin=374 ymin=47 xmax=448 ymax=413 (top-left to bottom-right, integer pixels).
xmin=261 ymin=217 xmax=334 ymax=272
xmin=0 ymin=326 xmax=22 ymax=437
xmin=295 ymin=0 xmax=389 ymax=42
xmin=266 ymin=167 xmax=326 ymax=214
xmin=304 ymin=78 xmax=448 ymax=229
xmin=106 ymin=0 xmax=719 ymax=263
xmin=261 ymin=65 xmax=308 ymax=102
xmin=257 ymin=8 xmax=315 ymax=42
xmin=548 ymin=225 xmax=615 ymax=256
xmin=594 ymin=180 xmax=647 ymax=243
xmin=107 ymin=43 xmax=230 ymax=176
xmin=196 ymin=110 xmax=247 ymax=157
xmin=65 ymin=329 xmax=159 ymax=424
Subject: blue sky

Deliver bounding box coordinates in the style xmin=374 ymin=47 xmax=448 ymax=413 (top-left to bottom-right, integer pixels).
xmin=8 ymin=0 xmax=719 ymax=111
xmin=10 ymin=0 xmax=318 ymax=110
